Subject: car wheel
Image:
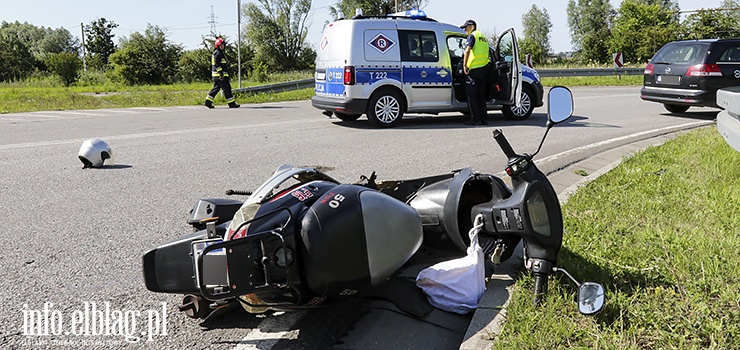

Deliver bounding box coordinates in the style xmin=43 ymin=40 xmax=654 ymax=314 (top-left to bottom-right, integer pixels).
xmin=664 ymin=104 xmax=690 ymax=113
xmin=333 ymin=112 xmax=361 ymax=121
xmin=367 ymin=89 xmax=404 ymax=128
xmin=502 ymin=86 xmax=534 ymax=120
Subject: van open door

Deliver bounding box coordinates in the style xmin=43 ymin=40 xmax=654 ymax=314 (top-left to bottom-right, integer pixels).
xmin=496 ymin=28 xmax=522 ymax=106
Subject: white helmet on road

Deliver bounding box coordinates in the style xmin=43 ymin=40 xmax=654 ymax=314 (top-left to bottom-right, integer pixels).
xmin=78 ymin=138 xmax=113 ymax=168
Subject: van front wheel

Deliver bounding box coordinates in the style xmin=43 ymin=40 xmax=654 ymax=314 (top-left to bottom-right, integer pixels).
xmin=502 ymin=86 xmax=534 ymax=120
xmin=367 ymin=90 xmax=404 ymax=128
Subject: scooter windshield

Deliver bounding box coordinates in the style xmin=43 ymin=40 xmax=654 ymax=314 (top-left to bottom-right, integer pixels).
xmin=226 ymin=165 xmax=339 ymax=240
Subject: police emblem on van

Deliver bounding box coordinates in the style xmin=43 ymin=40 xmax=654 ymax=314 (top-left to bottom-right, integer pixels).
xmin=368 ymin=33 xmax=396 ymax=54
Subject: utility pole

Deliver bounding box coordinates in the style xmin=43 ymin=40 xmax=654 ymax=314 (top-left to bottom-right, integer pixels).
xmin=237 ymin=0 xmax=242 ymax=88
xmin=80 ymin=22 xmax=87 ymax=72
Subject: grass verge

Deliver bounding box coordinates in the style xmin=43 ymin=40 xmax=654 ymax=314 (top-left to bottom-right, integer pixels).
xmin=541 ymin=75 xmax=642 ymax=87
xmin=0 ymin=69 xmax=641 ymax=113
xmin=0 ymin=84 xmax=315 ymax=114
xmin=493 ymin=126 xmax=740 ymax=350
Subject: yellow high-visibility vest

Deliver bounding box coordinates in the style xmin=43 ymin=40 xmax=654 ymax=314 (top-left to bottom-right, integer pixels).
xmin=467 ymin=30 xmax=490 ymax=70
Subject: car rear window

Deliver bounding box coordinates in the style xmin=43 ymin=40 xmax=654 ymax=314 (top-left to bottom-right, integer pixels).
xmin=652 ymin=42 xmax=708 ymax=65
xmin=718 ymin=45 xmax=740 ymax=62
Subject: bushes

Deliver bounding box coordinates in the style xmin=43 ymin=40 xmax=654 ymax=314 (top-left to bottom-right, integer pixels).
xmin=45 ymin=52 xmax=82 ymax=86
xmin=178 ymin=48 xmax=211 ymax=83
xmin=107 ymin=25 xmax=182 ymax=85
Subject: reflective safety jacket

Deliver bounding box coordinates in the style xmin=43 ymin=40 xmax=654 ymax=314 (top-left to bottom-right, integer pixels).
xmin=466 ymin=30 xmax=490 ymax=70
xmin=212 ymin=48 xmax=230 ymax=79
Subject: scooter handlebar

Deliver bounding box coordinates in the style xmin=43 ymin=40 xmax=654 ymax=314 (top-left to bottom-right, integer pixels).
xmin=492 ymin=129 xmax=516 ymax=159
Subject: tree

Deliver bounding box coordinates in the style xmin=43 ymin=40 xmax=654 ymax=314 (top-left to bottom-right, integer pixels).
xmin=329 ymin=0 xmax=428 ymax=19
xmin=681 ymin=6 xmax=740 ymax=39
xmin=108 ymin=25 xmax=182 ymax=85
xmin=720 ymin=0 xmax=740 ymax=24
xmin=520 ymin=5 xmax=552 ymax=65
xmin=0 ymin=32 xmax=35 ymax=81
xmin=84 ymin=18 xmax=119 ymax=70
xmin=243 ymin=0 xmax=316 ymax=72
xmin=45 ymin=52 xmax=82 ymax=86
xmin=608 ymin=0 xmax=680 ymax=63
xmin=0 ymin=21 xmax=79 ymax=70
xmin=567 ymin=0 xmax=615 ymax=64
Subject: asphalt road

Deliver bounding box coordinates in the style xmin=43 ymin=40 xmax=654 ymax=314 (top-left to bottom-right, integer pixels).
xmin=0 ymin=87 xmax=717 ymax=349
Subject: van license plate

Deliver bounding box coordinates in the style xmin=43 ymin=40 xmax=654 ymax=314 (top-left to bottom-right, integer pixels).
xmin=656 ymin=75 xmax=680 ymax=85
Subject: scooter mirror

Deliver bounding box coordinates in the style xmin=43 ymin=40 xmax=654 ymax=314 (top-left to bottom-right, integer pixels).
xmin=547 ymin=86 xmax=574 ymax=125
xmin=577 ymin=282 xmax=605 ymax=315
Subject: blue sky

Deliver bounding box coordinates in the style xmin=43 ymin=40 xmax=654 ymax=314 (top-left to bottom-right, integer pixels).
xmin=0 ymin=0 xmax=725 ymax=53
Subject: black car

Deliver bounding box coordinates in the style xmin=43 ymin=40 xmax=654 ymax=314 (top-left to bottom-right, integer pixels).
xmin=641 ymin=38 xmax=740 ymax=113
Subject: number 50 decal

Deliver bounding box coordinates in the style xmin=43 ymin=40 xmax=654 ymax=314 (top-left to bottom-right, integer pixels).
xmin=328 ymin=194 xmax=345 ymax=208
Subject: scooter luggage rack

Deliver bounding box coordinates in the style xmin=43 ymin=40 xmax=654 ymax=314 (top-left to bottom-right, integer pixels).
xmin=196 ymin=208 xmax=294 ymax=301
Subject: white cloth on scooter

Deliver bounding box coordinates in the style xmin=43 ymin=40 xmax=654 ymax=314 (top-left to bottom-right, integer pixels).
xmin=415 ymin=214 xmax=486 ymax=314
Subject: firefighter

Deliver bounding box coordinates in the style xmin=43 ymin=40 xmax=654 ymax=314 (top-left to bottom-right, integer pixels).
xmin=205 ymin=38 xmax=240 ymax=108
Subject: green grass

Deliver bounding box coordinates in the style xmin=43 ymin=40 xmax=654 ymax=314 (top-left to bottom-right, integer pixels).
xmin=0 ymin=71 xmax=313 ymax=113
xmin=493 ymin=126 xmax=740 ymax=350
xmin=541 ymin=75 xmax=642 ymax=87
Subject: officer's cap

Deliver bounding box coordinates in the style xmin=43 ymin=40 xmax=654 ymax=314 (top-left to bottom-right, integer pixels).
xmin=460 ymin=19 xmax=476 ymax=29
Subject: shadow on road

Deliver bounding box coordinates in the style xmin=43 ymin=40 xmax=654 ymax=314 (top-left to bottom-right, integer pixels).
xmin=661 ymin=109 xmax=719 ymax=121
xmin=330 ymin=112 xmax=554 ymax=130
xmin=96 ymin=164 xmax=133 ymax=170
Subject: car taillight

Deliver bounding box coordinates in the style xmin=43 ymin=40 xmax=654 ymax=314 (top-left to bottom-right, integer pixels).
xmin=644 ymin=63 xmax=654 ymax=75
xmin=343 ymin=66 xmax=355 ymax=85
xmin=686 ymin=64 xmax=723 ymax=77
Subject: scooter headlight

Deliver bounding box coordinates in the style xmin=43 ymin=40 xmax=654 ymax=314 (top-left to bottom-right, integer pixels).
xmin=526 ymin=191 xmax=551 ymax=237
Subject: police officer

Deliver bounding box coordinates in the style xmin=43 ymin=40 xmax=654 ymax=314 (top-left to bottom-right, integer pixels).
xmin=205 ymin=38 xmax=240 ymax=109
xmin=460 ymin=19 xmax=490 ymax=125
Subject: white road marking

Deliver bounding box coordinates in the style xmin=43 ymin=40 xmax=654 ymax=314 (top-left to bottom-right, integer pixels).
xmin=46 ymin=110 xmax=104 ymax=116
xmin=537 ymin=121 xmax=714 ymax=164
xmin=0 ymin=118 xmax=325 ymax=151
xmin=27 ymin=113 xmax=67 ymax=119
xmin=233 ymin=311 xmax=305 ymax=350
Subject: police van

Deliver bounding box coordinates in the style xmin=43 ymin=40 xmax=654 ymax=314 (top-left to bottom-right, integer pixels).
xmin=312 ymin=10 xmax=544 ymax=128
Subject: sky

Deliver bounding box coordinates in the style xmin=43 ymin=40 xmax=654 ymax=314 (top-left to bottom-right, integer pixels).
xmin=0 ymin=0 xmax=726 ymax=54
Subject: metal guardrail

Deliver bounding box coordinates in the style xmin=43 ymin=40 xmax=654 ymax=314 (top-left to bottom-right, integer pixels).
xmin=233 ymin=78 xmax=314 ymax=95
xmin=717 ymin=87 xmax=740 ymax=152
xmin=235 ymin=68 xmax=645 ymax=95
xmin=537 ymin=67 xmax=644 ymax=77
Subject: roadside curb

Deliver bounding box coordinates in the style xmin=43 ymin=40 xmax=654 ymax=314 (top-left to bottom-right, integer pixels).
xmin=459 ymin=121 xmax=715 ymax=350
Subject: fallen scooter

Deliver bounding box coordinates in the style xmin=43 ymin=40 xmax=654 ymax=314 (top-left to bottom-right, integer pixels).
xmin=142 ymin=86 xmax=605 ymax=322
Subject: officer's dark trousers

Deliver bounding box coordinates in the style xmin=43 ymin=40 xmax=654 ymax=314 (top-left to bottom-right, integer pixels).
xmin=207 ymin=78 xmax=236 ymax=104
xmin=466 ymin=64 xmax=490 ymax=123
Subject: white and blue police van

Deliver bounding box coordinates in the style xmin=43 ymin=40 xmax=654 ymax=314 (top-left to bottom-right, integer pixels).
xmin=312 ymin=10 xmax=544 ymax=128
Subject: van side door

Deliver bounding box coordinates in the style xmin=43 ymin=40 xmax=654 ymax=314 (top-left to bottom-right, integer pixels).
xmin=397 ymin=29 xmax=452 ymax=109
